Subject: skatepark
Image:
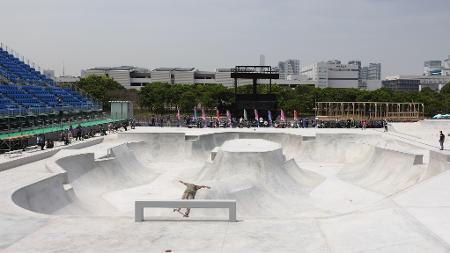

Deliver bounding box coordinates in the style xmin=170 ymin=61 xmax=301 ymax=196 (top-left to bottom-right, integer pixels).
xmin=1 ymin=121 xmax=450 ymax=252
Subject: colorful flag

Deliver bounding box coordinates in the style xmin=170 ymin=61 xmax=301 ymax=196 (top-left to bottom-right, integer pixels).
xmin=294 ymin=110 xmax=298 ymax=121
xmin=243 ymin=109 xmax=248 ymax=121
xmin=254 ymin=109 xmax=259 ymax=121
xmin=194 ymin=108 xmax=198 ymax=120
xmin=201 ymin=108 xmax=206 ymax=121
xmin=176 ymin=107 xmax=181 ymax=121
xmin=216 ymin=109 xmax=220 ymax=121
xmin=226 ymin=110 xmax=231 ymax=123
xmin=280 ymin=109 xmax=285 ymax=122
xmin=268 ymin=110 xmax=272 ymax=122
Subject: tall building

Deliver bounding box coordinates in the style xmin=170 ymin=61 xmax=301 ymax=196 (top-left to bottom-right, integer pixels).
xmin=348 ymin=60 xmax=362 ymax=88
xmin=259 ymin=55 xmax=265 ymax=66
xmin=361 ymin=67 xmax=369 ymax=80
xmin=278 ymin=59 xmax=300 ymax=80
xmin=368 ymin=63 xmax=381 ymax=80
xmin=301 ymin=61 xmax=359 ymax=89
xmin=424 ymin=60 xmax=442 ymax=76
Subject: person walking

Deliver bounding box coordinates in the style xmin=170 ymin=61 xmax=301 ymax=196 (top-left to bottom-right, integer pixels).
xmin=173 ymin=180 xmax=211 ymax=217
xmin=439 ymin=131 xmax=445 ymax=150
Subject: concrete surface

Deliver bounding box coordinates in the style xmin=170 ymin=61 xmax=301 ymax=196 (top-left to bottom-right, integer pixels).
xmin=0 ymin=122 xmax=450 ymax=252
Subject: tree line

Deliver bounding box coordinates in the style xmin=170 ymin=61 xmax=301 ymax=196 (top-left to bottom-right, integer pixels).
xmin=69 ymin=75 xmax=450 ymax=117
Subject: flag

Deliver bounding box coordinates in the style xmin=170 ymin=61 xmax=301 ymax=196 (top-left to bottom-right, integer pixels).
xmin=294 ymin=110 xmax=298 ymax=121
xmin=201 ymin=108 xmax=206 ymax=121
xmin=226 ymin=110 xmax=231 ymax=123
xmin=194 ymin=108 xmax=198 ymax=120
xmin=243 ymin=109 xmax=248 ymax=121
xmin=254 ymin=109 xmax=259 ymax=121
xmin=268 ymin=110 xmax=272 ymax=122
xmin=280 ymin=109 xmax=285 ymax=121
xmin=216 ymin=109 xmax=220 ymax=121
xmin=176 ymin=107 xmax=181 ymax=121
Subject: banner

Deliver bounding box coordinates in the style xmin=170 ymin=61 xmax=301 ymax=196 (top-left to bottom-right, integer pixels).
xmin=194 ymin=108 xmax=198 ymax=120
xmin=226 ymin=110 xmax=231 ymax=123
xmin=268 ymin=110 xmax=272 ymax=122
xmin=176 ymin=107 xmax=181 ymax=121
xmin=294 ymin=110 xmax=298 ymax=121
xmin=243 ymin=109 xmax=248 ymax=121
xmin=280 ymin=109 xmax=285 ymax=122
xmin=216 ymin=109 xmax=220 ymax=121
xmin=254 ymin=109 xmax=259 ymax=121
xmin=201 ymin=108 xmax=206 ymax=121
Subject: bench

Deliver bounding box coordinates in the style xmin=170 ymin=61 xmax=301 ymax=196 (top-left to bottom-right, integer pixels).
xmin=135 ymin=200 xmax=237 ymax=222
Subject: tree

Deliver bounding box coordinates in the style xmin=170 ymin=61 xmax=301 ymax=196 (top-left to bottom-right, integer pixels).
xmin=441 ymin=82 xmax=450 ymax=94
xmin=73 ymin=75 xmax=125 ymax=111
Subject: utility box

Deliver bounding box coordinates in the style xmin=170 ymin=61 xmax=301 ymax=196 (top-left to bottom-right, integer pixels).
xmin=110 ymin=101 xmax=133 ymax=120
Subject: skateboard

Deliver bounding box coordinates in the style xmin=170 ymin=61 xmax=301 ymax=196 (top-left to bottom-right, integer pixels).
xmin=173 ymin=209 xmax=189 ymax=217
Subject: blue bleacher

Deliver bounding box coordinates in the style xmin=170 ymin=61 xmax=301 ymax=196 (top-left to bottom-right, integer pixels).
xmin=0 ymin=83 xmax=100 ymax=116
xmin=0 ymin=45 xmax=100 ymax=117
xmin=0 ymin=47 xmax=54 ymax=85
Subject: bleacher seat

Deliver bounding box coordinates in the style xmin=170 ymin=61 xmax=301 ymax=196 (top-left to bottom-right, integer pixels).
xmin=0 ymin=48 xmax=54 ymax=85
xmin=0 ymin=46 xmax=99 ymax=117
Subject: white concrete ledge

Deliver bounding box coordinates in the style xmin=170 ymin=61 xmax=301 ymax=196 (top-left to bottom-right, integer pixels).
xmin=135 ymin=200 xmax=237 ymax=222
xmin=0 ymin=137 xmax=104 ymax=172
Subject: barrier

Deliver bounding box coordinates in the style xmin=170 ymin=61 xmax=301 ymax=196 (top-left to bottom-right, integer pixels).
xmin=135 ymin=200 xmax=237 ymax=222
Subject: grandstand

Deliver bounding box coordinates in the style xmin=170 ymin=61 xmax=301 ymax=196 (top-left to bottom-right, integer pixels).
xmin=0 ymin=44 xmax=123 ymax=153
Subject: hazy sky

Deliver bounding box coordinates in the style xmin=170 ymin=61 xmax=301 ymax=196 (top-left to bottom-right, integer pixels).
xmin=1 ymin=0 xmax=449 ymax=77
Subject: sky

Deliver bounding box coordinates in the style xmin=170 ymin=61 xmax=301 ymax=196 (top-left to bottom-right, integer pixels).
xmin=1 ymin=0 xmax=449 ymax=77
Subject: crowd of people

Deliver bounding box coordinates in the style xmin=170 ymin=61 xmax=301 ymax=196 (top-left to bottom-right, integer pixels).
xmin=135 ymin=115 xmax=390 ymax=130
xmin=29 ymin=120 xmax=132 ymax=152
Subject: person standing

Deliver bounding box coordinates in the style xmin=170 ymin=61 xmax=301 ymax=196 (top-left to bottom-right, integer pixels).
xmin=439 ymin=131 xmax=445 ymax=150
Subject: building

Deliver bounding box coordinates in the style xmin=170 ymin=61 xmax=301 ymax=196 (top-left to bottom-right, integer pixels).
xmin=82 ymin=66 xmax=152 ymax=89
xmin=43 ymin=69 xmax=55 ymax=81
xmin=384 ymin=75 xmax=450 ymax=91
xmin=424 ymin=60 xmax=443 ymax=76
xmin=56 ymin=75 xmax=80 ymax=85
xmin=348 ymin=60 xmax=362 ymax=88
xmin=259 ymin=55 xmax=265 ymax=66
xmin=301 ymin=61 xmax=359 ymax=89
xmin=278 ymin=59 xmax=300 ymax=80
xmin=382 ymin=78 xmax=420 ymax=92
xmin=361 ymin=66 xmax=369 ymax=80
xmin=368 ymin=63 xmax=381 ymax=80
xmin=443 ymin=56 xmax=450 ymax=76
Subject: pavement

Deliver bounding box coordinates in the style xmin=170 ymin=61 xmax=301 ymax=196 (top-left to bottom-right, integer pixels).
xmin=0 ymin=122 xmax=450 ymax=252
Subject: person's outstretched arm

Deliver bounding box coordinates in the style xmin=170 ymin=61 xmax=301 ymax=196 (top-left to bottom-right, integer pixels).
xmin=197 ymin=185 xmax=211 ymax=189
xmin=179 ymin=180 xmax=188 ymax=186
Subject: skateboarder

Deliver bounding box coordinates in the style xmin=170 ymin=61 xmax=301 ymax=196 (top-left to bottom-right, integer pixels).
xmin=174 ymin=180 xmax=211 ymax=217
xmin=439 ymin=131 xmax=445 ymax=150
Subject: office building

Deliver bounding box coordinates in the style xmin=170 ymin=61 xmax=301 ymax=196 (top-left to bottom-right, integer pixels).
xmin=278 ymin=59 xmax=300 ymax=80
xmin=368 ymin=63 xmax=381 ymax=80
xmin=382 ymin=78 xmax=421 ymax=92
xmin=301 ymin=61 xmax=359 ymax=89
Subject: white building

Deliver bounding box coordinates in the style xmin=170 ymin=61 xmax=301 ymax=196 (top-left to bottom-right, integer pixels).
xmin=301 ymin=61 xmax=359 ymax=89
xmin=278 ymin=59 xmax=300 ymax=80
xmin=368 ymin=63 xmax=381 ymax=80
xmin=82 ymin=66 xmax=151 ymax=89
xmin=57 ymin=75 xmax=80 ymax=84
